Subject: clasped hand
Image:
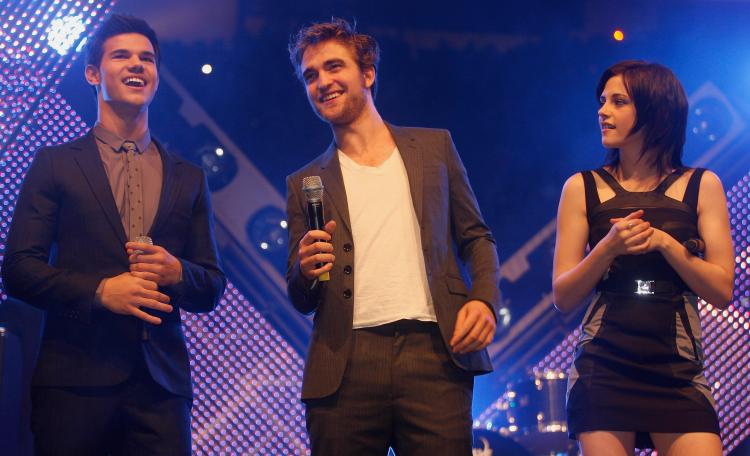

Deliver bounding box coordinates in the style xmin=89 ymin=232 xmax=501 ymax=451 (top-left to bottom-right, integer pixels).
xmin=604 ymin=209 xmax=670 ymax=256
xmin=126 ymin=241 xmax=183 ymax=286
xmin=98 ymin=272 xmax=172 ymax=325
xmin=98 ymin=242 xmax=182 ymax=325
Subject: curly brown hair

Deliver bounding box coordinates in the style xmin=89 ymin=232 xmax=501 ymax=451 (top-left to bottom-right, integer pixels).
xmin=288 ymin=18 xmax=380 ymax=96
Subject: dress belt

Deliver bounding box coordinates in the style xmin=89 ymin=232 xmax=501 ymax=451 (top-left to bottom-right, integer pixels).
xmin=597 ymin=278 xmax=687 ymax=296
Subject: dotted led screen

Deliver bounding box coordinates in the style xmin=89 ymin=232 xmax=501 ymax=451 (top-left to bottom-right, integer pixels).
xmin=0 ymin=2 xmax=310 ymax=454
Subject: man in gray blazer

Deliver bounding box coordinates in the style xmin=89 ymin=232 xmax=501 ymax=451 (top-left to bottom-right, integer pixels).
xmin=286 ymin=18 xmax=501 ymax=455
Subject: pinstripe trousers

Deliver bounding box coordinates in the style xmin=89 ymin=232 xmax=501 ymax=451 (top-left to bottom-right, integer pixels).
xmin=305 ymin=319 xmax=474 ymax=456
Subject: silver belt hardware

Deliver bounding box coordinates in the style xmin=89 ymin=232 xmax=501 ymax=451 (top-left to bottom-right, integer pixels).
xmin=635 ymin=280 xmax=655 ymax=295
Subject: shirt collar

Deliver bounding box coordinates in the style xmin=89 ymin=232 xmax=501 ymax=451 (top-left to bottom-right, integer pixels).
xmin=93 ymin=122 xmax=152 ymax=153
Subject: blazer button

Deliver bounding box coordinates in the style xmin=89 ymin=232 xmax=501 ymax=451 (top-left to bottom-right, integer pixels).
xmin=343 ymin=265 xmax=352 ymax=275
xmin=343 ymin=289 xmax=352 ymax=299
xmin=343 ymin=243 xmax=353 ymax=252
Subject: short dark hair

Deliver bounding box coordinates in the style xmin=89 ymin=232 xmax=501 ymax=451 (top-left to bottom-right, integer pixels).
xmin=596 ymin=60 xmax=688 ymax=175
xmin=288 ymin=18 xmax=380 ymax=96
xmin=85 ymin=14 xmax=160 ymax=68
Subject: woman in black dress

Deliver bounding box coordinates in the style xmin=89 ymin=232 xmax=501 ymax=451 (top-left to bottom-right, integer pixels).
xmin=552 ymin=60 xmax=735 ymax=455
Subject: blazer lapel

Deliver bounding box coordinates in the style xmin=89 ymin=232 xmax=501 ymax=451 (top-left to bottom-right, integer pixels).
xmin=73 ymin=131 xmax=128 ymax=245
xmin=318 ymin=142 xmax=352 ymax=236
xmin=387 ymin=124 xmax=423 ymax=223
xmin=148 ymin=139 xmax=182 ymax=237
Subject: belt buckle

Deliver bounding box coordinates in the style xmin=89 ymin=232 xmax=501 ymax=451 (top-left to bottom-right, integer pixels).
xmin=635 ymin=280 xmax=655 ymax=295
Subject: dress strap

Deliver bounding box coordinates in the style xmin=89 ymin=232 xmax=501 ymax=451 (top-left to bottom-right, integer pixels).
xmin=682 ymin=168 xmax=706 ymax=211
xmin=593 ymin=168 xmax=626 ymax=194
xmin=581 ymin=171 xmax=600 ymax=219
xmin=653 ymin=168 xmax=687 ymax=194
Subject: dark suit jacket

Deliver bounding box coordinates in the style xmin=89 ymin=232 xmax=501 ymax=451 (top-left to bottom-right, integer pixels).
xmin=1 ymin=130 xmax=226 ymax=399
xmin=286 ymin=124 xmax=501 ymax=400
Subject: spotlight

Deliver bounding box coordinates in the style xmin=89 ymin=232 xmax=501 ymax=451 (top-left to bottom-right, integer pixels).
xmin=685 ymin=96 xmax=733 ymax=159
xmin=201 ymin=64 xmax=213 ymax=75
xmin=683 ymin=81 xmax=745 ymax=167
xmin=498 ymin=307 xmax=512 ymax=328
xmin=192 ymin=145 xmax=237 ymax=191
xmin=246 ymin=206 xmax=289 ymax=273
xmin=612 ymin=29 xmax=624 ymax=41
xmin=46 ymin=15 xmax=86 ymax=55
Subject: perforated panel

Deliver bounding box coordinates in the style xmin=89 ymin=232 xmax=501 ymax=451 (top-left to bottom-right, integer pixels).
xmin=0 ymin=3 xmax=310 ymax=454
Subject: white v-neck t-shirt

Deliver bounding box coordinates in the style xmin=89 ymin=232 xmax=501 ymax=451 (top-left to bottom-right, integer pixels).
xmin=338 ymin=148 xmax=436 ymax=329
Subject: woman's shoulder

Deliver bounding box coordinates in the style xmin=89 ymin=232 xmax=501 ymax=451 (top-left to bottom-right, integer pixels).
xmin=562 ymin=172 xmax=586 ymax=190
xmin=559 ymin=172 xmax=589 ymax=204
xmin=563 ymin=169 xmax=603 ymax=190
xmin=695 ymin=169 xmax=724 ymax=194
xmin=677 ymin=166 xmax=722 ymax=188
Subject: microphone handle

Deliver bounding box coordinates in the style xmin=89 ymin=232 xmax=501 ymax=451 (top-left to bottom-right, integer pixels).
xmin=683 ymin=238 xmax=705 ymax=255
xmin=306 ymin=200 xmax=330 ymax=282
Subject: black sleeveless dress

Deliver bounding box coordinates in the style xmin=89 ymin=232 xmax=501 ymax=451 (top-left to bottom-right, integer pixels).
xmin=566 ymin=167 xmax=720 ymax=449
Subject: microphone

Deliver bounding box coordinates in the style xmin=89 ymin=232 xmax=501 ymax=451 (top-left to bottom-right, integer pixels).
xmin=302 ymin=176 xmax=330 ymax=282
xmin=133 ymin=235 xmax=153 ymax=255
xmin=683 ymin=238 xmax=705 ymax=255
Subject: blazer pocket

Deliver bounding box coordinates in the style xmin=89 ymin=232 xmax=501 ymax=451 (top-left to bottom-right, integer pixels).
xmin=445 ymin=275 xmax=468 ymax=296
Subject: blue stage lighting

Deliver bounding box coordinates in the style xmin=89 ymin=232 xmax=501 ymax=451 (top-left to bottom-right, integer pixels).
xmin=682 ymin=82 xmax=745 ymax=167
xmin=193 ymin=144 xmax=237 ymax=191
xmin=246 ymin=205 xmax=289 ymax=275
xmin=689 ymin=97 xmax=732 ymax=145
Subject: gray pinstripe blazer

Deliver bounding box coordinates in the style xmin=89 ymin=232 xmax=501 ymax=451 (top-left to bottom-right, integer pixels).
xmin=286 ymin=124 xmax=501 ymax=400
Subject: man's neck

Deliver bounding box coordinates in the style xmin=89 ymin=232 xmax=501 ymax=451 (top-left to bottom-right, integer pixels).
xmin=97 ymin=101 xmax=149 ymax=139
xmin=332 ymin=107 xmax=396 ymax=167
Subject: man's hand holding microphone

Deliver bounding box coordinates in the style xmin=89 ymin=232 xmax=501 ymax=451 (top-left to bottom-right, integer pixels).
xmin=300 ymin=176 xmax=335 ymax=286
xmin=96 ymin=236 xmax=178 ymax=325
xmin=299 ymin=220 xmax=337 ymax=281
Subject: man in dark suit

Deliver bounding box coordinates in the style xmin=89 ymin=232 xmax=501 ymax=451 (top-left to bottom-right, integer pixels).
xmin=286 ymin=19 xmax=501 ymax=455
xmin=1 ymin=15 xmax=226 ymax=455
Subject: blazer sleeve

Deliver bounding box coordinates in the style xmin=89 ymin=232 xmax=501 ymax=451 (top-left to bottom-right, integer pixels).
xmin=1 ymin=148 xmax=105 ymax=319
xmin=444 ymin=131 xmax=501 ymax=319
xmin=164 ymin=171 xmax=227 ymax=313
xmin=285 ymin=174 xmax=321 ymax=315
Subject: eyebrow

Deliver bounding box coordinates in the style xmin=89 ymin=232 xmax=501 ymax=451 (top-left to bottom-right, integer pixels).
xmin=323 ymin=58 xmax=345 ymax=66
xmin=109 ymin=49 xmax=156 ymax=58
xmin=302 ymin=57 xmax=346 ymax=75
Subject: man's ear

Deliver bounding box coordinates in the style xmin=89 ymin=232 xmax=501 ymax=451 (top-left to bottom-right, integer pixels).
xmin=84 ymin=64 xmax=100 ymax=87
xmin=363 ymin=65 xmax=375 ymax=89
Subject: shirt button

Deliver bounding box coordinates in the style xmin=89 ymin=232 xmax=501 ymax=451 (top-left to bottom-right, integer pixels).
xmin=343 ymin=265 xmax=352 ymax=275
xmin=343 ymin=289 xmax=352 ymax=299
xmin=343 ymin=243 xmax=353 ymax=252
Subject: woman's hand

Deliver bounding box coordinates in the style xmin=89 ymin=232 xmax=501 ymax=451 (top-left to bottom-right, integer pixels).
xmin=638 ymin=226 xmax=672 ymax=253
xmin=602 ymin=209 xmax=654 ymax=257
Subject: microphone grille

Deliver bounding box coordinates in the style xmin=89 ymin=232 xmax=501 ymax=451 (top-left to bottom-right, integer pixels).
xmin=302 ymin=175 xmax=324 ymax=201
